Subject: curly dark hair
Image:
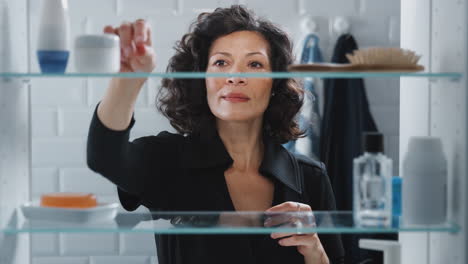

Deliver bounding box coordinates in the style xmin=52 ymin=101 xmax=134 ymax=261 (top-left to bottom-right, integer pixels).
xmin=157 ymin=5 xmax=304 ymax=143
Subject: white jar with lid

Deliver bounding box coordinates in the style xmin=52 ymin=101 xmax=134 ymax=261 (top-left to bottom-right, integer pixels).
xmin=74 ymin=34 xmax=120 ymax=73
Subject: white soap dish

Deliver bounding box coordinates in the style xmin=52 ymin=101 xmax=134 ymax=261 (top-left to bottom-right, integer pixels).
xmin=21 ymin=201 xmax=119 ymax=223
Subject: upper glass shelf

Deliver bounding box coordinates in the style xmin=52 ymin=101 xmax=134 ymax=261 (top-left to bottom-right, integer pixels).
xmin=3 ymin=211 xmax=460 ymax=234
xmin=0 ymin=71 xmax=463 ymax=80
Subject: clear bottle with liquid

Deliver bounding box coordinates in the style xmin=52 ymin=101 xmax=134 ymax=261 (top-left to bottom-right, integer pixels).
xmin=353 ymin=132 xmax=393 ymax=227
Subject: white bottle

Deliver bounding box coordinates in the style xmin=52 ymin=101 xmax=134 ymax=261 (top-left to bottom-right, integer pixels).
xmin=353 ymin=132 xmax=393 ymax=227
xmin=402 ymin=136 xmax=447 ymax=225
xmin=37 ymin=0 xmax=70 ymax=73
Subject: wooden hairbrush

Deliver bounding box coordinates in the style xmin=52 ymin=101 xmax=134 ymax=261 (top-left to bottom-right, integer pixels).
xmin=288 ymin=47 xmax=424 ymax=72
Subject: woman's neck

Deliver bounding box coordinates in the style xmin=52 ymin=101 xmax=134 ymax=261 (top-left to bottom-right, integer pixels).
xmin=216 ymin=118 xmax=264 ymax=173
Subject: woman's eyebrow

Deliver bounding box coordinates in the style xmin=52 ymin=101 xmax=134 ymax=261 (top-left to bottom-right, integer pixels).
xmin=210 ymin=51 xmax=267 ymax=57
xmin=245 ymin=52 xmax=267 ymax=57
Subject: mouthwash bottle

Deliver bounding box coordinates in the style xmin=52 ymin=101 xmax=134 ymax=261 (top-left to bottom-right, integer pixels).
xmin=353 ymin=132 xmax=393 ymax=227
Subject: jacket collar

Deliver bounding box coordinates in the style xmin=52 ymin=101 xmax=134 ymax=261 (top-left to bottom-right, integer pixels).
xmin=180 ymin=128 xmax=303 ymax=194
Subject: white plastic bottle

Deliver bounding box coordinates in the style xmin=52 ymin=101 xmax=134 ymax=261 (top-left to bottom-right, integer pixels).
xmin=402 ymin=136 xmax=447 ymax=225
xmin=353 ymin=132 xmax=393 ymax=227
xmin=37 ymin=0 xmax=70 ymax=73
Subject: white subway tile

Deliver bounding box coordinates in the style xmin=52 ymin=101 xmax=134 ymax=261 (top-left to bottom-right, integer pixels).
xmin=32 ymin=234 xmax=60 ymax=256
xmin=132 ymin=109 xmax=173 ymax=135
xmin=32 ymin=109 xmax=58 ymax=137
xmin=87 ymin=79 xmax=147 ymax=108
xmin=386 ymin=135 xmax=400 ymax=176
xmin=31 ymin=79 xmax=86 ymax=107
xmin=349 ymin=16 xmax=391 ymax=46
xmin=137 ymin=84 xmax=150 ymax=107
xmin=31 ymin=168 xmax=59 ymax=198
xmin=87 ymin=78 xmax=112 ymax=107
xmin=117 ymin=0 xmax=176 ymax=15
xmin=366 ymin=78 xmax=400 ymax=105
xmin=58 ymin=108 xmax=94 ymax=137
xmin=298 ymin=0 xmax=358 ymax=16
xmin=359 ymin=0 xmax=400 ymax=17
xmin=120 ymin=233 xmax=156 ymax=256
xmin=59 ymin=168 xmax=117 ymax=196
xmin=388 ymin=16 xmax=400 ymax=45
xmin=183 ymin=0 xmax=237 ymax=13
xmin=68 ymin=0 xmax=117 ymax=18
xmin=33 ymin=257 xmax=89 ymax=264
xmin=61 ymin=233 xmax=119 ymax=256
xmin=370 ymin=106 xmax=399 ymax=135
xmin=90 ymin=256 xmax=151 ymax=264
xmin=32 ymin=139 xmax=86 ymax=167
xmin=146 ymin=79 xmax=159 ymax=108
xmin=244 ymin=0 xmax=297 ymax=27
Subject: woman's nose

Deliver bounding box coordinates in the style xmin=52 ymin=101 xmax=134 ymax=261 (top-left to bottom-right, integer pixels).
xmin=226 ymin=76 xmax=247 ymax=85
xmin=226 ymin=65 xmax=247 ymax=85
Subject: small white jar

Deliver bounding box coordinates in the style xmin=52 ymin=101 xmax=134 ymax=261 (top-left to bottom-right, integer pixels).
xmin=74 ymin=34 xmax=120 ymax=73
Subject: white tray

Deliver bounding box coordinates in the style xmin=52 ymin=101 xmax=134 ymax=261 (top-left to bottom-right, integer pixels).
xmin=21 ymin=201 xmax=119 ymax=223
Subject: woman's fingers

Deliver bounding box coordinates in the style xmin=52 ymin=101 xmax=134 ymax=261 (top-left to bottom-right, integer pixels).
xmin=266 ymin=201 xmax=311 ymax=212
xmin=278 ymin=233 xmax=319 ymax=247
xmin=264 ymin=202 xmax=313 ymax=227
xmin=103 ymin=25 xmax=115 ymax=34
xmin=119 ymin=22 xmax=135 ymax=58
xmin=271 ymin=232 xmax=296 ymax=239
xmin=133 ymin=20 xmax=152 ymax=56
xmin=145 ymin=25 xmax=152 ymax=46
xmin=103 ymin=19 xmax=156 ymax=72
xmin=130 ymin=45 xmax=156 ymax=72
xmin=133 ymin=19 xmax=149 ymax=45
xmin=105 ymin=20 xmax=152 ymax=57
xmin=264 ymin=213 xmax=296 ymax=227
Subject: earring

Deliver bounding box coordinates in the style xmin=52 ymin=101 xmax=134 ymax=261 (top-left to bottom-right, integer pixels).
xmin=271 ymin=92 xmax=276 ymax=97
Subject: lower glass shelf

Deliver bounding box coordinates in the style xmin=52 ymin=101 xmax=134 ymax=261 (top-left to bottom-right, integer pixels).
xmin=1 ymin=210 xmax=460 ymax=234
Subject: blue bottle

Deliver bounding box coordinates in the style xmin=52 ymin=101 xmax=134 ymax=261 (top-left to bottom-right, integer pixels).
xmin=392 ymin=176 xmax=402 ymax=227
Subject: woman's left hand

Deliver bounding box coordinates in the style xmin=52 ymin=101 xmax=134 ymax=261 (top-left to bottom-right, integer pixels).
xmin=264 ymin=202 xmax=329 ymax=264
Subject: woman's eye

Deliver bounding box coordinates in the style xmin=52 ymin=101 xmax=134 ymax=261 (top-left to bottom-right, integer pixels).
xmin=214 ymin=60 xmax=227 ymax=66
xmin=249 ymin=61 xmax=263 ymax=68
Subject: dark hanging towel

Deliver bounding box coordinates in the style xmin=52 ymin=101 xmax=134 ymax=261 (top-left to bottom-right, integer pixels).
xmin=320 ymin=34 xmax=396 ymax=264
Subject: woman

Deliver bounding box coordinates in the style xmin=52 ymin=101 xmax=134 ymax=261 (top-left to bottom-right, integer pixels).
xmin=87 ymin=5 xmax=344 ymax=264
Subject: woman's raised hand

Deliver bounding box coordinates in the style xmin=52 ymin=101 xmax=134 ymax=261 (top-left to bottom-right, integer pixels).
xmin=104 ymin=19 xmax=156 ymax=73
xmin=265 ymin=202 xmax=330 ymax=264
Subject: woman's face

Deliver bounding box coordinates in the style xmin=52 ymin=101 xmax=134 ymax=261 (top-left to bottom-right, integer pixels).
xmin=205 ymin=30 xmax=273 ymax=123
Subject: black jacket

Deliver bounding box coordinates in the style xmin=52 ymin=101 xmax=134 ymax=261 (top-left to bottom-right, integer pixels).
xmin=87 ymin=103 xmax=344 ymax=264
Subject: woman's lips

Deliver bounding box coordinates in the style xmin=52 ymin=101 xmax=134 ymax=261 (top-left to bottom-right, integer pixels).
xmin=222 ymin=93 xmax=250 ymax=103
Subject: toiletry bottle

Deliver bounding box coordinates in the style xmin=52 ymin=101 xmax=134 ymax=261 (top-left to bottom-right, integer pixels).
xmin=402 ymin=136 xmax=447 ymax=225
xmin=37 ymin=0 xmax=70 ymax=73
xmin=353 ymin=132 xmax=393 ymax=227
xmin=392 ymin=176 xmax=402 ymax=228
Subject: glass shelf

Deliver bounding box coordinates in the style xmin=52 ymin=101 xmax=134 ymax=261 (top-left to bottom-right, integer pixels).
xmin=2 ymin=211 xmax=460 ymax=234
xmin=0 ymin=71 xmax=463 ymax=80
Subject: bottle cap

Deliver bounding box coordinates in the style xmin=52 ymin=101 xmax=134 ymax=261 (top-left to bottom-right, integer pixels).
xmin=363 ymin=132 xmax=384 ymax=153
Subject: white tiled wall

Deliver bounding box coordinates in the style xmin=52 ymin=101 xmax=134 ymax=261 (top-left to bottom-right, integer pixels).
xmin=30 ymin=0 xmax=401 ymax=263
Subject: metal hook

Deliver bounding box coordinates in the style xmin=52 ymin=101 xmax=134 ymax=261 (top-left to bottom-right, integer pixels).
xmin=300 ymin=15 xmax=317 ymax=34
xmin=333 ymin=16 xmax=350 ymax=35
